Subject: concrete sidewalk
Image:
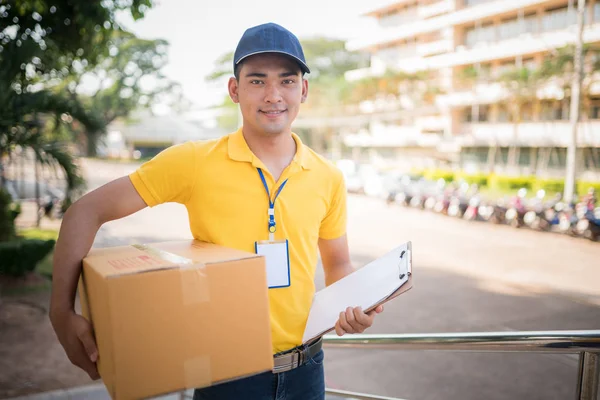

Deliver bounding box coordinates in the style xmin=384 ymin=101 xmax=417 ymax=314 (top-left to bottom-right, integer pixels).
xmin=5 ymin=385 xmax=353 ymax=400
xmin=5 ymin=384 xmax=192 ymax=400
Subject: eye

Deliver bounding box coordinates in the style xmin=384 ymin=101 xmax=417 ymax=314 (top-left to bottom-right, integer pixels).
xmin=250 ymin=80 xmax=264 ymax=85
xmin=283 ymin=79 xmax=295 ymax=84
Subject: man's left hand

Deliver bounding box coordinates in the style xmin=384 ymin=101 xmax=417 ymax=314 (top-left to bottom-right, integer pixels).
xmin=334 ymin=305 xmax=384 ymax=336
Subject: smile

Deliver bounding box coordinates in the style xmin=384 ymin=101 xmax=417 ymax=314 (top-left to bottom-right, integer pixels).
xmin=260 ymin=110 xmax=286 ymax=114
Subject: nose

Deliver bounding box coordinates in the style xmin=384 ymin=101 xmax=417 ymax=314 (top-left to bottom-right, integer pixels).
xmin=264 ymin=83 xmax=283 ymax=103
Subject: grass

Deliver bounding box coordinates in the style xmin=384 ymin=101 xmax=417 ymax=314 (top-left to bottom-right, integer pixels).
xmin=16 ymin=227 xmax=59 ymax=278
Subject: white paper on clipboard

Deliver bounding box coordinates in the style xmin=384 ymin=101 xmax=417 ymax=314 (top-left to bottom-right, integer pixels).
xmin=302 ymin=242 xmax=413 ymax=343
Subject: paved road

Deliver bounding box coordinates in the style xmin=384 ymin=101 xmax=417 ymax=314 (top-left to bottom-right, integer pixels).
xmin=81 ymin=159 xmax=600 ymax=400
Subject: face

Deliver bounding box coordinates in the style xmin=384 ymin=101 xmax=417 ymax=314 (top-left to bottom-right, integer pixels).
xmin=228 ymin=53 xmax=308 ymax=137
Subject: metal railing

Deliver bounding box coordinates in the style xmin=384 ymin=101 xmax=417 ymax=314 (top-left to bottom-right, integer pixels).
xmin=323 ymin=329 xmax=600 ymax=400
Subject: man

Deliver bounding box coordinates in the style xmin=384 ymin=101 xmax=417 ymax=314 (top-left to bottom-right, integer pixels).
xmin=49 ymin=22 xmax=383 ymax=400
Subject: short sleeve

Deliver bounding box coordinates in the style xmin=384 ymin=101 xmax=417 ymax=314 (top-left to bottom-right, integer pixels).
xmin=319 ymin=170 xmax=347 ymax=240
xmin=128 ymin=142 xmax=197 ymax=207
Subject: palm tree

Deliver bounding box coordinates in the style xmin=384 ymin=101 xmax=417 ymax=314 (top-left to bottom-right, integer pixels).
xmin=0 ymin=55 xmax=104 ymax=229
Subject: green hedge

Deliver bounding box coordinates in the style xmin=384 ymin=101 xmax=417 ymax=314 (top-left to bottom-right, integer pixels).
xmin=423 ymin=169 xmax=454 ymax=182
xmin=0 ymin=239 xmax=56 ymax=277
xmin=577 ymin=181 xmax=600 ymax=197
xmin=455 ymin=172 xmax=489 ymax=187
xmin=419 ymin=169 xmax=599 ymax=197
xmin=488 ymin=175 xmax=535 ymax=191
xmin=0 ymin=188 xmax=20 ymax=241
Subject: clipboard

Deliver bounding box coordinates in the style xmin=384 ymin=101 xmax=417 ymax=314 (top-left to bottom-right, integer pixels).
xmin=302 ymin=241 xmax=413 ymax=343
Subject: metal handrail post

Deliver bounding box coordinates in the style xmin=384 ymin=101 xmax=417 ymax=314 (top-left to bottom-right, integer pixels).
xmin=323 ymin=330 xmax=600 ymax=400
xmin=576 ymin=352 xmax=599 ymax=400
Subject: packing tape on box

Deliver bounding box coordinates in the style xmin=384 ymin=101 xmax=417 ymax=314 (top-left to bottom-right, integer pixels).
xmin=184 ymin=355 xmax=212 ymax=389
xmin=132 ymin=244 xmax=210 ymax=305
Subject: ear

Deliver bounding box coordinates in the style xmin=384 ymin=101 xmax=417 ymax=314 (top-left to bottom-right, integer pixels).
xmin=228 ymin=77 xmax=240 ymax=104
xmin=301 ymin=78 xmax=308 ymax=103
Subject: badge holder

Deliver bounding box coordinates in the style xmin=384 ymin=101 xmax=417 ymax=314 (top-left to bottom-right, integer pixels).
xmin=255 ymin=208 xmax=291 ymax=289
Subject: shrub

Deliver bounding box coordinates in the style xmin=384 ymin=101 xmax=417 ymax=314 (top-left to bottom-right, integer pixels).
xmin=423 ymin=169 xmax=455 ymax=182
xmin=489 ymin=175 xmax=534 ymax=191
xmin=533 ymin=179 xmax=564 ymax=194
xmin=455 ymin=172 xmax=489 ymax=187
xmin=0 ymin=187 xmax=20 ymax=241
xmin=577 ymin=181 xmax=600 ymax=197
xmin=0 ymin=239 xmax=56 ymax=277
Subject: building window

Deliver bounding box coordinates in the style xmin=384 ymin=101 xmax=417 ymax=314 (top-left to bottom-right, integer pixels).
xmin=518 ymin=147 xmax=532 ymax=166
xmin=464 ymin=105 xmax=490 ymax=122
xmin=497 ymin=104 xmax=510 ymax=122
xmin=375 ymin=42 xmax=416 ymax=65
xmin=498 ymin=17 xmax=521 ymax=41
xmin=379 ymin=5 xmax=418 ymax=27
xmin=464 ymin=0 xmax=495 ymax=7
xmin=595 ymin=2 xmax=600 ymax=23
xmin=540 ymin=100 xmax=560 ymax=121
xmin=464 ymin=23 xmax=496 ymax=48
xmin=523 ymin=13 xmax=539 ymax=34
xmin=559 ymin=100 xmax=570 ymax=120
xmin=520 ymin=102 xmax=534 ymax=121
xmin=542 ymin=6 xmax=575 ymax=32
xmin=590 ymin=98 xmax=600 ymax=119
xmin=494 ymin=59 xmax=516 ymax=78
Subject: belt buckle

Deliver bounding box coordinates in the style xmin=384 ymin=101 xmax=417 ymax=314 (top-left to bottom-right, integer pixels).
xmin=290 ymin=346 xmax=304 ymax=369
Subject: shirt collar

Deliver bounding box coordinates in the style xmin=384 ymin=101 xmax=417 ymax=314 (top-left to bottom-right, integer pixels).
xmin=227 ymin=127 xmax=312 ymax=170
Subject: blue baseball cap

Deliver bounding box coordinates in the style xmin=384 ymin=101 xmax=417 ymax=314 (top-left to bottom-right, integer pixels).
xmin=233 ymin=23 xmax=310 ymax=75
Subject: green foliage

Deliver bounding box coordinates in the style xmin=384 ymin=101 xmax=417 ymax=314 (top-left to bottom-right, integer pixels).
xmin=0 ymin=188 xmax=20 ymax=242
xmin=577 ymin=181 xmax=600 ymax=197
xmin=300 ymin=38 xmax=368 ymax=82
xmin=0 ymin=0 xmax=167 ymax=158
xmin=1 ymin=0 xmax=154 ymax=79
xmin=423 ymin=169 xmax=454 ymax=182
xmin=416 ymin=169 xmax=600 ymax=199
xmin=0 ymin=238 xmax=56 ymax=277
xmin=17 ymin=227 xmax=58 ymax=277
xmin=455 ymin=172 xmax=489 ymax=187
xmin=488 ymin=174 xmax=534 ymax=191
xmin=205 ymin=37 xmax=366 ymax=84
xmin=533 ymin=178 xmax=565 ymax=194
xmin=205 ymin=51 xmax=235 ymax=82
xmin=18 ymin=227 xmax=59 ymax=241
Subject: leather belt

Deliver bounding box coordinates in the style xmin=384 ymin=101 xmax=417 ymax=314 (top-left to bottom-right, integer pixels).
xmin=272 ymin=338 xmax=323 ymax=373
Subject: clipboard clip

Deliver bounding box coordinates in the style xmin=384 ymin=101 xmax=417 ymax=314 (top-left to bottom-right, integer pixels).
xmin=398 ymin=250 xmax=411 ymax=280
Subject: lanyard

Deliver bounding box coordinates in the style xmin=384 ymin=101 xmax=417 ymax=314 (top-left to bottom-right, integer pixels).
xmin=257 ymin=168 xmax=287 ymax=241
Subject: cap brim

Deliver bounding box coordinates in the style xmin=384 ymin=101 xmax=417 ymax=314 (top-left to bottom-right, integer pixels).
xmin=235 ymin=50 xmax=310 ymax=74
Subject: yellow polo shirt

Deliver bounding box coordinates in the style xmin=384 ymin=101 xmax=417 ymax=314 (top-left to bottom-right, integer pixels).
xmin=128 ymin=128 xmax=347 ymax=353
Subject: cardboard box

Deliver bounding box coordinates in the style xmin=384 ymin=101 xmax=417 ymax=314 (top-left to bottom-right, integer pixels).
xmin=78 ymin=240 xmax=274 ymax=400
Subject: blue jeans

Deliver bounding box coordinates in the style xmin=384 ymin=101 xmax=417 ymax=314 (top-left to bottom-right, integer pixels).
xmin=193 ymin=349 xmax=325 ymax=400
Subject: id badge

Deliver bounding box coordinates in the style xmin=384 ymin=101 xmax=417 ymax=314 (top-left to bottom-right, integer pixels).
xmin=255 ymin=240 xmax=291 ymax=289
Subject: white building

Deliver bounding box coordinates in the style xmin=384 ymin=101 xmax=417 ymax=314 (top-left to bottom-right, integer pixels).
xmin=344 ymin=0 xmax=600 ymax=179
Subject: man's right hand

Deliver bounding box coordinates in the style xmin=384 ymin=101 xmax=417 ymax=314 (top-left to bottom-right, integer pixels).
xmin=51 ymin=311 xmax=100 ymax=380
xmin=49 ymin=176 xmax=148 ymax=381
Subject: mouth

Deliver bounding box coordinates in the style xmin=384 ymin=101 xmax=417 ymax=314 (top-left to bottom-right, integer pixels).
xmin=260 ymin=109 xmax=287 ymax=118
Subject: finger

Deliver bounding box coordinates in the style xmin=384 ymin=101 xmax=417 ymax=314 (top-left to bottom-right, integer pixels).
xmin=352 ymin=307 xmax=372 ymax=328
xmin=339 ymin=311 xmax=353 ymax=333
xmin=70 ymin=348 xmax=100 ymax=380
xmin=367 ymin=305 xmax=384 ymax=317
xmin=345 ymin=307 xmax=362 ymax=331
xmin=83 ymin=361 xmax=101 ymax=380
xmin=77 ymin=328 xmax=98 ymax=363
xmin=334 ymin=320 xmax=345 ymax=336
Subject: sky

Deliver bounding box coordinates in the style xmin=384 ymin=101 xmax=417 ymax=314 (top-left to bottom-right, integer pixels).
xmin=117 ymin=0 xmax=392 ymax=110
